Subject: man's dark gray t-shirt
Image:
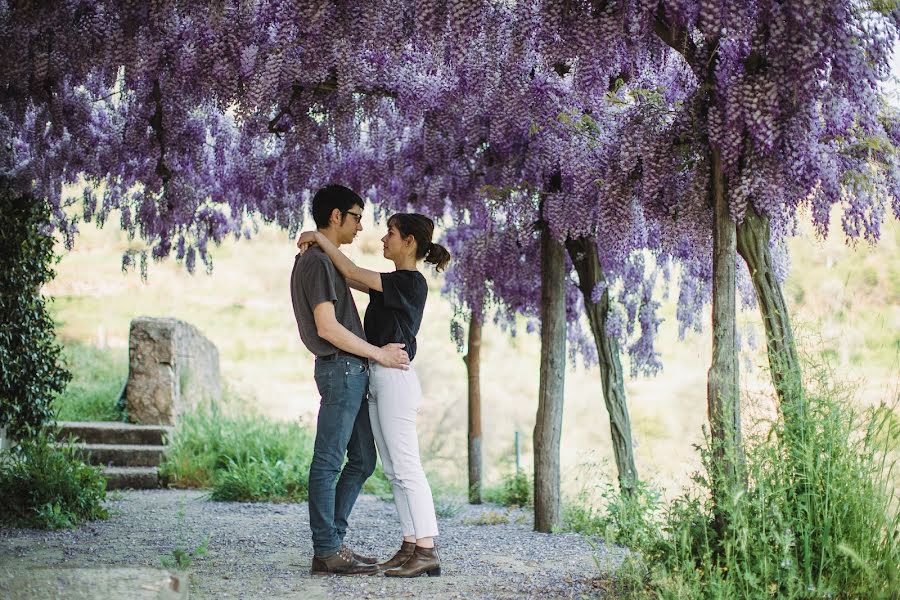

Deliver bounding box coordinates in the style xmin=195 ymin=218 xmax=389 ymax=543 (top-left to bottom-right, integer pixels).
xmin=290 ymin=246 xmax=365 ymax=356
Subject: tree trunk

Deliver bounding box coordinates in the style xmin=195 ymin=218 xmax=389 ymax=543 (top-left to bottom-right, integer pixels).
xmin=736 ymin=204 xmax=804 ymax=415
xmin=534 ymin=217 xmax=567 ymax=533
xmin=565 ymin=236 xmax=638 ymax=495
xmin=462 ymin=313 xmax=484 ymax=504
xmin=707 ymin=149 xmax=746 ymax=502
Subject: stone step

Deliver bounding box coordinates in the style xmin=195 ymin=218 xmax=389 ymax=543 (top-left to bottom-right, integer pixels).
xmin=102 ymin=466 xmax=163 ymax=490
xmin=69 ymin=443 xmax=166 ymax=468
xmin=56 ymin=421 xmax=172 ymax=446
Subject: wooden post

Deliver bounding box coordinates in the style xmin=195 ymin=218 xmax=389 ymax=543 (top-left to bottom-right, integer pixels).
xmin=533 ymin=203 xmax=567 ymax=533
xmin=463 ymin=313 xmax=484 ymax=504
xmin=707 ymin=148 xmax=746 ymax=518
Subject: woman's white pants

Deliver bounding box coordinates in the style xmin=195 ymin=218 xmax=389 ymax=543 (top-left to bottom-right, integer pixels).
xmin=368 ymin=363 xmax=439 ymax=539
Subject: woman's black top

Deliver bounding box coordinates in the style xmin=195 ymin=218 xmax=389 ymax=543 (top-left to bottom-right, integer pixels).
xmin=364 ymin=270 xmax=427 ymax=362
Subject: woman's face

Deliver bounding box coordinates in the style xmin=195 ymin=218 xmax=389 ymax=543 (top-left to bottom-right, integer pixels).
xmin=382 ymin=224 xmax=414 ymax=261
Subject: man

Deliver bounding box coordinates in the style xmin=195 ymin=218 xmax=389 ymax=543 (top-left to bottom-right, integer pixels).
xmin=290 ymin=184 xmax=409 ymax=575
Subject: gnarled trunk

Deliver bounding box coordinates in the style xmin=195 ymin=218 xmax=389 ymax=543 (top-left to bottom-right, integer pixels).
xmin=736 ymin=204 xmax=804 ymax=415
xmin=565 ymin=236 xmax=638 ymax=495
xmin=534 ymin=216 xmax=567 ymax=533
xmin=463 ymin=313 xmax=483 ymax=504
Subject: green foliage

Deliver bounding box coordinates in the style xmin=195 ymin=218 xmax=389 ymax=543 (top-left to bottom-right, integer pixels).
xmin=0 ymin=430 xmax=108 ymax=529
xmin=602 ymin=366 xmax=900 ymax=599
xmin=159 ymin=403 xmax=314 ymax=502
xmin=52 ymin=341 xmax=127 ymax=422
xmin=0 ymin=191 xmax=71 ymax=436
xmin=484 ymin=470 xmax=532 ymax=508
xmin=563 ymin=480 xmax=662 ymax=550
xmin=210 ymin=456 xmax=310 ymax=502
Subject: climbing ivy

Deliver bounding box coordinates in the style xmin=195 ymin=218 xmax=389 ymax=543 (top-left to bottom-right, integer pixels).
xmin=0 ymin=186 xmax=71 ymax=438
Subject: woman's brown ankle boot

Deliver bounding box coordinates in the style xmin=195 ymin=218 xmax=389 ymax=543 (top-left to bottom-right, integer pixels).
xmin=383 ymin=545 xmax=441 ymax=577
xmin=378 ymin=541 xmax=416 ymax=570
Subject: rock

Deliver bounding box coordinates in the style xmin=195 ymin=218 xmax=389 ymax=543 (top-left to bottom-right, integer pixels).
xmin=0 ymin=567 xmax=187 ymax=600
xmin=126 ymin=317 xmax=222 ymax=425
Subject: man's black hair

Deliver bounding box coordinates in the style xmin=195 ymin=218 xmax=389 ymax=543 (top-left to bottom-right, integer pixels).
xmin=311 ymin=184 xmax=364 ymax=229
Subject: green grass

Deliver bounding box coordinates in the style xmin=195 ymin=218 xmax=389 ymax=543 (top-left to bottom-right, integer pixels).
xmin=52 ymin=341 xmax=127 ymax=422
xmin=160 ymin=399 xmax=470 ymax=514
xmin=562 ymin=479 xmax=661 ymax=550
xmin=590 ymin=362 xmax=900 ymax=599
xmin=160 ymin=402 xmax=314 ymax=502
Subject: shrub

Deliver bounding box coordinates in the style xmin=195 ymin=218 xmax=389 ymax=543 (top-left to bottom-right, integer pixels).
xmin=0 ymin=430 xmax=108 ymax=529
xmin=0 ymin=191 xmax=71 ymax=437
xmin=485 ymin=470 xmax=532 ymax=508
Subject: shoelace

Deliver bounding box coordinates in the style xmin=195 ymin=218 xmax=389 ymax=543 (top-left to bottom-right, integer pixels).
xmin=337 ymin=546 xmax=355 ymax=562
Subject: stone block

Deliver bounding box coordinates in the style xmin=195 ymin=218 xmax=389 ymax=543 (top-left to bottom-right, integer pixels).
xmin=126 ymin=317 xmax=222 ymax=425
xmin=0 ymin=567 xmax=187 ymax=600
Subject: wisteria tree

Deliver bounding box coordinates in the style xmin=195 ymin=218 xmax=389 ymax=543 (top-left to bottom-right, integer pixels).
xmin=529 ymin=0 xmax=900 ymax=502
xmin=3 ymin=0 xmax=899 ymax=536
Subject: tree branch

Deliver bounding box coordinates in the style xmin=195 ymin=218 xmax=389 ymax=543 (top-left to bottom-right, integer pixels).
xmin=149 ymin=79 xmax=170 ymax=185
xmin=652 ymin=6 xmax=702 ymax=74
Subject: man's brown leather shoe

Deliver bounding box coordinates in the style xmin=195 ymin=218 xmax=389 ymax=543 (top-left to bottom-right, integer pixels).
xmin=311 ymin=545 xmax=379 ymax=576
xmin=350 ymin=548 xmax=378 ymax=565
xmin=384 ymin=545 xmax=441 ymax=578
xmin=378 ymin=541 xmax=416 ymax=571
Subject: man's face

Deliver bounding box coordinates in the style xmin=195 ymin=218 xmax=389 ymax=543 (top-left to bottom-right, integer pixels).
xmin=335 ymin=203 xmax=364 ymax=245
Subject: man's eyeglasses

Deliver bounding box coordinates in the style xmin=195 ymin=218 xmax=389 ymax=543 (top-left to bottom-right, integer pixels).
xmin=343 ymin=210 xmax=363 ymax=224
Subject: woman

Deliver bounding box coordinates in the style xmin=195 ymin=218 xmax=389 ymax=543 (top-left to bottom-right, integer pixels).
xmin=297 ymin=213 xmax=451 ymax=578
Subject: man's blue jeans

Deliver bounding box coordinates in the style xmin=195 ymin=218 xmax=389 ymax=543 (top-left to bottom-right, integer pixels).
xmin=308 ymin=356 xmax=376 ymax=558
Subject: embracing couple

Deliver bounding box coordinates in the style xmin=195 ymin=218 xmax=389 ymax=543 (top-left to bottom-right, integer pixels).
xmin=289 ymin=184 xmax=451 ymax=577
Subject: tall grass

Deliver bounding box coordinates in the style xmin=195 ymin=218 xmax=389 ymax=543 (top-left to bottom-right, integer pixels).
xmin=160 ymin=402 xmax=314 ymax=502
xmin=600 ymin=363 xmax=900 ymax=599
xmin=52 ymin=341 xmax=127 ymax=422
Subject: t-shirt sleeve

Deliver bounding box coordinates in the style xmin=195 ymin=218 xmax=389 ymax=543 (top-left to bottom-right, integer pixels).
xmin=301 ymin=256 xmax=337 ymax=308
xmin=381 ymin=272 xmax=425 ymax=311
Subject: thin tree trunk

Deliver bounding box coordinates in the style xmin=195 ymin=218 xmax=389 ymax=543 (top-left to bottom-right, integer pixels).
xmin=463 ymin=313 xmax=483 ymax=504
xmin=707 ymin=149 xmax=745 ymax=504
xmin=534 ymin=213 xmax=567 ymax=533
xmin=565 ymin=236 xmax=638 ymax=495
xmin=736 ymin=204 xmax=804 ymax=415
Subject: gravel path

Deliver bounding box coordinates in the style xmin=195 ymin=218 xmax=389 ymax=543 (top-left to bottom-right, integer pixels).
xmin=0 ymin=490 xmax=625 ymax=599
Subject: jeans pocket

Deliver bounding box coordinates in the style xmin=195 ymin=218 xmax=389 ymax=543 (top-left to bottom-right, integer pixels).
xmin=314 ymin=367 xmax=335 ymax=405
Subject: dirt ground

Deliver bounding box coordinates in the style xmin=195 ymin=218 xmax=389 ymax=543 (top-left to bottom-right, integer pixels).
xmin=0 ymin=490 xmax=626 ymax=599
